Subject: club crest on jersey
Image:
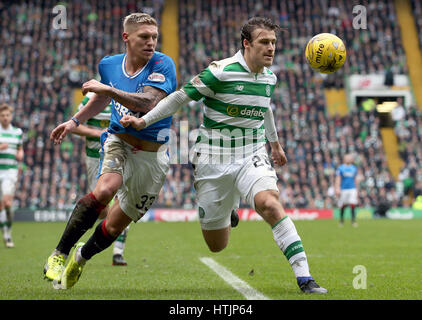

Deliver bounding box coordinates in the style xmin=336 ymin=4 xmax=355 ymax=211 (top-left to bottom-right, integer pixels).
xmin=147 ymin=72 xmax=166 ymax=83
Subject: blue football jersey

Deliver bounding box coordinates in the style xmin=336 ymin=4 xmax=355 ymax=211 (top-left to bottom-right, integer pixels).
xmin=98 ymin=51 xmax=177 ymax=143
xmin=336 ymin=164 xmax=357 ymax=190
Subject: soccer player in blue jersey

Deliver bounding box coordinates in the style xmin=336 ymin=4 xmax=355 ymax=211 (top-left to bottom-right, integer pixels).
xmin=335 ymin=154 xmax=359 ymax=227
xmin=43 ymin=13 xmax=177 ymax=289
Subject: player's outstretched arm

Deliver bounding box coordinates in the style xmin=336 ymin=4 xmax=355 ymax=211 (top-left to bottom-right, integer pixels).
xmin=120 ymin=89 xmax=192 ymax=130
xmin=72 ymin=124 xmax=105 ymax=138
xmin=51 ymin=93 xmax=110 ymax=145
xmin=83 ymin=79 xmax=168 ymax=114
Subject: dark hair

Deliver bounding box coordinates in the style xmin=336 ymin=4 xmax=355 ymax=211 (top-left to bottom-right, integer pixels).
xmin=240 ymin=17 xmax=281 ymax=51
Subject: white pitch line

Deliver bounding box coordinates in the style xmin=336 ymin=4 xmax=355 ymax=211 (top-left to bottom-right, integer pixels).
xmin=199 ymin=257 xmax=270 ymax=300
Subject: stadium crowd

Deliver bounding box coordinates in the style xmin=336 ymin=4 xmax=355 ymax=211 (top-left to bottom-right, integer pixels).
xmin=0 ymin=0 xmax=420 ymax=211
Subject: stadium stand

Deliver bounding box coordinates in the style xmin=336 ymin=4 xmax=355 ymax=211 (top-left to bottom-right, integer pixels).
xmin=0 ymin=0 xmax=420 ymax=211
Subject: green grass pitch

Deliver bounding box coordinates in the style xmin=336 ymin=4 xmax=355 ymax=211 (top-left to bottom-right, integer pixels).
xmin=1 ymin=219 xmax=421 ymax=300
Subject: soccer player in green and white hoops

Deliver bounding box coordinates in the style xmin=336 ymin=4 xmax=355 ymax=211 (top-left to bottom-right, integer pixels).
xmin=121 ymin=17 xmax=327 ymax=294
xmin=73 ymin=92 xmax=130 ymax=266
xmin=0 ymin=104 xmax=23 ymax=248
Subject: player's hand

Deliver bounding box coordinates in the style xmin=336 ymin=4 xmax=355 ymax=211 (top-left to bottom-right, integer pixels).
xmin=120 ymin=115 xmax=146 ymax=130
xmin=50 ymin=120 xmax=77 ymax=145
xmin=0 ymin=143 xmax=8 ymax=151
xmin=335 ymin=188 xmax=341 ymax=197
xmin=82 ymin=79 xmax=110 ymax=96
xmin=270 ymin=141 xmax=287 ymax=166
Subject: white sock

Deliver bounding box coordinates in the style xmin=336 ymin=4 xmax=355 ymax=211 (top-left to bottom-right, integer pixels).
xmin=113 ymin=226 xmax=129 ymax=256
xmin=75 ymin=247 xmax=87 ymax=265
xmin=272 ymin=216 xmax=311 ymax=278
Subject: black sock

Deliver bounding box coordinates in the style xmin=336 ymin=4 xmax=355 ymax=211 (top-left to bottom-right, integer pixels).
xmin=351 ymin=205 xmax=356 ymax=223
xmin=81 ymin=220 xmax=117 ymax=260
xmin=56 ymin=193 xmax=106 ymax=255
xmin=5 ymin=207 xmax=13 ymax=226
xmin=340 ymin=206 xmax=345 ymax=223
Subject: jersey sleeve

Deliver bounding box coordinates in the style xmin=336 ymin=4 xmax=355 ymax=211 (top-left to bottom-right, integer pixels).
xmin=183 ymin=62 xmax=220 ymax=101
xmin=98 ymin=57 xmax=110 ymax=85
xmin=144 ymin=55 xmax=177 ymax=95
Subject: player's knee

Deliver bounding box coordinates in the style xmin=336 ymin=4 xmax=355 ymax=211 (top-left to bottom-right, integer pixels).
xmin=2 ymin=198 xmax=12 ymax=209
xmin=94 ymin=185 xmax=117 ymax=204
xmin=207 ymin=241 xmax=227 ymax=253
xmin=255 ymin=192 xmax=280 ymax=216
xmin=203 ymin=231 xmax=229 ymax=252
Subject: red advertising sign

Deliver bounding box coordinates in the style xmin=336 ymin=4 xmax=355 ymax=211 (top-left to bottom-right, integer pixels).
xmin=237 ymin=208 xmax=333 ymax=221
xmin=153 ymin=209 xmax=198 ymax=222
xmin=152 ymin=208 xmax=333 ymax=222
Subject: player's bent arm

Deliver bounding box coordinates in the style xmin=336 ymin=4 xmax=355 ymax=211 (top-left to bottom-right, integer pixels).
xmin=335 ymin=175 xmax=341 ymax=194
xmin=108 ymin=85 xmax=168 ymax=114
xmin=50 ymin=94 xmax=110 ymax=145
xmin=72 ymin=93 xmax=111 ymax=124
xmin=72 ymin=124 xmax=103 ymax=138
xmin=264 ymin=107 xmax=279 ymax=143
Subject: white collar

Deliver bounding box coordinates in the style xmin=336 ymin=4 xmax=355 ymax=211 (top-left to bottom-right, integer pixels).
xmin=234 ymin=50 xmax=251 ymax=72
xmin=121 ymin=54 xmax=148 ymax=79
xmin=234 ymin=50 xmax=267 ymax=75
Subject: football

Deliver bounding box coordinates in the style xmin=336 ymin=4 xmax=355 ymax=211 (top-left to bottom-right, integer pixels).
xmin=305 ymin=33 xmax=347 ymax=74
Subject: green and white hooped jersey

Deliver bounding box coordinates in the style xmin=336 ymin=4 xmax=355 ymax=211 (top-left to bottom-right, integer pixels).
xmin=77 ymin=92 xmax=112 ymax=158
xmin=183 ymin=50 xmax=276 ymax=157
xmin=0 ymin=125 xmax=23 ymax=173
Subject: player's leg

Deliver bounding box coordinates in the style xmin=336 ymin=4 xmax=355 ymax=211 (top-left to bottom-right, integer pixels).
xmin=340 ymin=205 xmax=346 ymax=225
xmin=44 ymin=134 xmax=126 ymax=281
xmin=350 ymin=189 xmax=358 ymax=227
xmin=0 ymin=200 xmax=7 ymax=247
xmin=88 ymin=155 xmax=129 ymax=265
xmin=351 ymin=204 xmax=357 ymax=226
xmin=195 ymin=166 xmax=239 ymax=252
xmin=2 ymin=194 xmax=14 ymax=248
xmin=113 ymin=225 xmax=129 ymax=266
xmin=61 ymin=199 xmax=132 ymax=289
xmin=55 ymin=172 xmax=122 ymax=256
xmin=238 ymin=152 xmax=327 ymax=294
xmin=338 ymin=190 xmax=346 ymax=226
xmin=0 ymin=176 xmax=17 ymax=248
xmin=252 ymin=186 xmax=327 ymax=294
xmin=109 ymin=147 xmax=169 ymax=265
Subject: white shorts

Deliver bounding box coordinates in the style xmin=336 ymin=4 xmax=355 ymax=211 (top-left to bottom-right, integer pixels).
xmin=0 ymin=170 xmax=18 ymax=199
xmin=99 ymin=133 xmax=170 ymax=222
xmin=86 ymin=156 xmax=100 ymax=192
xmin=338 ymin=189 xmax=358 ymax=207
xmin=193 ymin=150 xmax=278 ymax=230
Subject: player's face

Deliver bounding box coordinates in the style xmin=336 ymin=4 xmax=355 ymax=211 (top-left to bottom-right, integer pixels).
xmin=0 ymin=110 xmax=12 ymax=127
xmin=247 ymin=28 xmax=276 ymax=68
xmin=124 ymin=24 xmax=158 ymax=60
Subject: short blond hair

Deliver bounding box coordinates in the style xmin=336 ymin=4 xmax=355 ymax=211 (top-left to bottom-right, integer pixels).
xmin=123 ymin=13 xmax=157 ymax=32
xmin=0 ymin=103 xmax=13 ymax=113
